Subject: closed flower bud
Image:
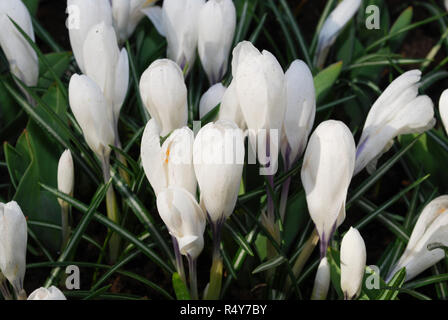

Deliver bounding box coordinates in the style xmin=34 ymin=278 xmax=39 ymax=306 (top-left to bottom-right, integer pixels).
xmin=82 ymin=22 xmax=129 ymax=127
xmin=0 ymin=201 xmax=27 ymax=296
xmin=141 ymin=119 xmax=196 ymax=197
xmin=439 ymin=89 xmax=448 ymax=135
xmin=199 ymin=83 xmax=226 ymax=119
xmin=388 ymin=195 xmax=448 ymax=281
xmin=198 ymin=0 xmax=236 ymax=84
xmin=111 ymin=0 xmax=155 ymax=44
xmin=218 ymin=81 xmax=246 ymax=130
xmin=157 ymin=186 xmax=206 ymax=259
xmin=315 ymin=0 xmax=361 ymax=68
xmin=281 ymin=60 xmax=316 ymax=168
xmin=311 ymin=257 xmax=331 ymax=300
xmin=139 ymin=59 xmax=188 ymax=136
xmin=233 ymin=41 xmax=286 ymax=175
xmin=162 ymin=0 xmax=205 ymax=72
xmin=27 ymin=286 xmax=67 ymax=300
xmin=0 ymin=0 xmax=38 ymax=87
xmin=354 ymin=70 xmax=435 ymax=175
xmin=301 ymin=120 xmax=356 ymax=256
xmin=340 ymin=227 xmax=366 ymax=300
xmin=193 ymin=120 xmax=245 ymax=224
xmin=67 ymin=0 xmax=113 ymax=73
xmin=57 ymin=149 xmax=74 ymax=206
xmin=68 ymin=74 xmax=115 ymax=159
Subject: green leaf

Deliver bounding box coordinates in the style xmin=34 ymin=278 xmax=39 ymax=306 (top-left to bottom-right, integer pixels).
xmin=22 ymin=0 xmax=39 ymax=16
xmin=172 ymin=273 xmax=191 ymax=300
xmin=38 ymin=52 xmax=72 ymax=88
xmin=314 ymin=61 xmax=343 ymax=103
xmin=389 ymin=7 xmax=413 ymax=51
xmin=252 ymin=255 xmax=287 ymax=274
xmin=377 ymin=267 xmax=406 ymax=300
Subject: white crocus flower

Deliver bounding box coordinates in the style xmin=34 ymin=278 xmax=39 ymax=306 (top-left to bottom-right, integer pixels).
xmin=57 ymin=149 xmax=74 ymax=205
xmin=141 ymin=119 xmax=196 ymax=197
xmin=139 ymin=59 xmax=188 ymax=136
xmin=157 ymin=186 xmax=206 ymax=259
xmin=68 ymin=74 xmax=115 ymax=160
xmin=0 ymin=0 xmax=38 ymax=87
xmin=197 ymin=0 xmax=236 ymax=84
xmin=82 ymin=22 xmax=129 ymax=138
xmin=445 ymin=0 xmax=448 ymax=11
xmin=439 ymin=89 xmax=448 ymax=135
xmin=388 ymin=195 xmax=448 ymax=282
xmin=218 ymin=81 xmax=246 ymax=130
xmin=354 ymin=70 xmax=435 ymax=175
xmin=27 ymin=286 xmax=67 ymax=300
xmin=315 ymin=0 xmax=361 ymax=68
xmin=311 ymin=257 xmax=331 ymax=300
xmin=340 ymin=227 xmax=366 ymax=300
xmin=111 ymin=0 xmax=159 ymax=44
xmin=193 ymin=120 xmax=245 ymax=225
xmin=233 ymin=41 xmax=286 ymax=175
xmin=281 ymin=60 xmax=316 ymax=169
xmin=301 ymin=120 xmax=356 ymax=256
xmin=0 ymin=201 xmax=27 ymax=298
xmin=162 ymin=0 xmax=205 ymax=72
xmin=199 ymin=83 xmax=226 ymax=119
xmin=67 ymin=0 xmax=112 ymax=73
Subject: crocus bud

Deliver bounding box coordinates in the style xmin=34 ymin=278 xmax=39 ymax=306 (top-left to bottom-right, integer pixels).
xmin=315 ymin=0 xmax=361 ymax=68
xmin=199 ymin=83 xmax=226 ymax=119
xmin=311 ymin=257 xmax=331 ymax=300
xmin=281 ymin=60 xmax=316 ymax=169
xmin=57 ymin=149 xmax=74 ymax=206
xmin=0 ymin=0 xmax=38 ymax=87
xmin=388 ymin=195 xmax=448 ymax=281
xmin=340 ymin=227 xmax=366 ymax=300
xmin=197 ymin=0 xmax=236 ymax=84
xmin=0 ymin=201 xmax=27 ymax=296
xmin=162 ymin=0 xmax=205 ymax=72
xmin=111 ymin=0 xmax=155 ymax=44
xmin=67 ymin=0 xmax=113 ymax=73
xmin=27 ymin=286 xmax=67 ymax=300
xmin=439 ymin=89 xmax=448 ymax=135
xmin=157 ymin=186 xmax=206 ymax=259
xmin=139 ymin=59 xmax=188 ymax=136
xmin=82 ymin=22 xmax=129 ymax=128
xmin=354 ymin=70 xmax=435 ymax=175
xmin=233 ymin=41 xmax=286 ymax=175
xmin=193 ymin=120 xmax=245 ymax=224
xmin=301 ymin=120 xmax=356 ymax=256
xmin=218 ymin=81 xmax=246 ymax=130
xmin=141 ymin=119 xmax=196 ymax=196
xmin=68 ymin=74 xmax=115 ymax=159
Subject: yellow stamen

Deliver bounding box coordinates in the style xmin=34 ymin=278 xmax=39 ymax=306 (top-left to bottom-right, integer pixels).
xmin=143 ymin=0 xmax=158 ymax=8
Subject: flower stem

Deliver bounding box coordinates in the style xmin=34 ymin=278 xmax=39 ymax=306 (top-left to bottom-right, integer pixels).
xmin=285 ymin=228 xmax=319 ymax=292
xmin=172 ymin=236 xmax=187 ymax=285
xmin=205 ymin=221 xmax=224 ymax=300
xmin=279 ymin=176 xmax=291 ymax=222
xmin=114 ymin=133 xmax=131 ymax=186
xmin=101 ymin=154 xmax=121 ymax=264
xmin=187 ymin=255 xmax=198 ymax=300
xmin=0 ymin=274 xmax=12 ymax=300
xmin=60 ymin=203 xmax=70 ymax=250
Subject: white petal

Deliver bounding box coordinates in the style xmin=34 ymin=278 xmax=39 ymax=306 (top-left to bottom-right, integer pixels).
xmin=340 ymin=227 xmax=366 ymax=300
xmin=141 ymin=5 xmax=165 ymax=36
xmin=197 ymin=0 xmax=236 ymax=84
xmin=218 ymin=81 xmax=246 ymax=130
xmin=57 ymin=149 xmax=75 ymax=204
xmin=141 ymin=119 xmax=167 ymax=196
xmin=311 ymin=257 xmax=331 ymax=300
xmin=199 ymin=83 xmax=226 ymax=119
xmin=156 ymin=186 xmax=205 ymax=259
xmin=193 ymin=120 xmax=245 ymax=223
xmin=301 ymin=120 xmax=356 ymax=253
xmin=139 ymin=59 xmax=188 ymax=136
xmin=439 ymin=89 xmax=448 ymax=135
xmin=283 ymin=60 xmax=316 ymax=166
xmin=113 ymin=48 xmax=130 ymax=120
xmin=27 ymin=286 xmax=67 ymax=300
xmin=315 ymin=0 xmax=361 ymax=68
